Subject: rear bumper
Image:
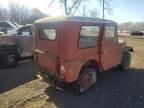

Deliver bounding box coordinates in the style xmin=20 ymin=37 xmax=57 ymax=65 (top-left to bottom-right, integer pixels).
xmin=37 ymin=68 xmax=64 ymax=83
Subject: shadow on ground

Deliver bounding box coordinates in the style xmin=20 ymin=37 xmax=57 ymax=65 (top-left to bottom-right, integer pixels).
xmin=0 ymin=61 xmax=38 ymax=93
xmin=45 ymin=68 xmax=144 ymax=108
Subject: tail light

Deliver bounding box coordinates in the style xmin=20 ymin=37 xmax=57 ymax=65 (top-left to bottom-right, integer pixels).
xmin=55 ymin=57 xmax=65 ymax=80
xmin=55 ymin=57 xmax=60 ymax=73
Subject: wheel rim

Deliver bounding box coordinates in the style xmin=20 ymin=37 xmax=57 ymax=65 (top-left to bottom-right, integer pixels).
xmin=7 ymin=55 xmax=15 ymax=63
xmin=80 ymin=70 xmax=97 ymax=93
xmin=123 ymin=54 xmax=130 ymax=69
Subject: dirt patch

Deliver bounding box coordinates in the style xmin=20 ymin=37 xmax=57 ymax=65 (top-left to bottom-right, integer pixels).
xmin=0 ymin=80 xmax=57 ymax=108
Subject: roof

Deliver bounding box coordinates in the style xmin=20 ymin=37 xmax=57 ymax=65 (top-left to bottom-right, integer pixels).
xmin=35 ymin=16 xmax=117 ymax=24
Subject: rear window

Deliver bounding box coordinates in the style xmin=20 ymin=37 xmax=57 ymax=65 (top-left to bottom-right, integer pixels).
xmin=39 ymin=29 xmax=56 ymax=40
xmin=79 ymin=26 xmax=99 ymax=48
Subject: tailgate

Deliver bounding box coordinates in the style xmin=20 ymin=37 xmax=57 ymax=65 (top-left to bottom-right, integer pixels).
xmin=35 ymin=23 xmax=59 ymax=72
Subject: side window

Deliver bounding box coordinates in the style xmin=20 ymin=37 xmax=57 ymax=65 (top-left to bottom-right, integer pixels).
xmin=0 ymin=22 xmax=6 ymax=28
xmin=0 ymin=22 xmax=13 ymax=28
xmin=79 ymin=26 xmax=99 ymax=48
xmin=39 ymin=28 xmax=56 ymax=40
xmin=104 ymin=25 xmax=116 ymax=43
xmin=4 ymin=22 xmax=13 ymax=28
xmin=0 ymin=22 xmax=2 ymax=28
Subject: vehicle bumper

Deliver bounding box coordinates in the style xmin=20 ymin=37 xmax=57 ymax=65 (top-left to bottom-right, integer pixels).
xmin=37 ymin=68 xmax=64 ymax=84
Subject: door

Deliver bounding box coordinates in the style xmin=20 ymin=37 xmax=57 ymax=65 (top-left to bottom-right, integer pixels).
xmin=35 ymin=23 xmax=59 ymax=72
xmin=101 ymin=24 xmax=123 ymax=71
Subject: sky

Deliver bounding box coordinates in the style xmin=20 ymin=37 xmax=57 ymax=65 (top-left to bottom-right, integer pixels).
xmin=0 ymin=0 xmax=144 ymax=23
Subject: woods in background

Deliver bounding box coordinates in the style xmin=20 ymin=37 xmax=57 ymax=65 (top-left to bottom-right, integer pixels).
xmin=0 ymin=2 xmax=47 ymax=25
xmin=0 ymin=0 xmax=113 ymax=25
xmin=118 ymin=22 xmax=144 ymax=32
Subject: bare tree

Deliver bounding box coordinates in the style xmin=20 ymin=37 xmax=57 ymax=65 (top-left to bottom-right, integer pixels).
xmin=78 ymin=5 xmax=99 ymax=18
xmin=48 ymin=0 xmax=56 ymax=8
xmin=19 ymin=6 xmax=30 ymax=25
xmin=77 ymin=5 xmax=87 ymax=16
xmin=9 ymin=2 xmax=20 ymax=22
xmin=61 ymin=0 xmax=85 ymax=15
xmin=81 ymin=5 xmax=87 ymax=16
xmin=98 ymin=0 xmax=113 ymax=19
xmin=119 ymin=22 xmax=144 ymax=32
xmin=88 ymin=8 xmax=99 ymax=17
xmin=28 ymin=8 xmax=47 ymax=23
xmin=48 ymin=0 xmax=88 ymax=15
xmin=48 ymin=0 xmax=112 ymax=17
xmin=7 ymin=2 xmax=48 ymax=24
xmin=0 ymin=6 xmax=9 ymax=21
xmin=0 ymin=1 xmax=48 ymax=25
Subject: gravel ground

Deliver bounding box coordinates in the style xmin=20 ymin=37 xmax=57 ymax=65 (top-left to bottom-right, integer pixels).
xmin=0 ymin=36 xmax=144 ymax=108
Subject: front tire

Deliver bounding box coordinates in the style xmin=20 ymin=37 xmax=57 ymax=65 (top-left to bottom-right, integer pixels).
xmin=74 ymin=67 xmax=97 ymax=95
xmin=119 ymin=52 xmax=131 ymax=70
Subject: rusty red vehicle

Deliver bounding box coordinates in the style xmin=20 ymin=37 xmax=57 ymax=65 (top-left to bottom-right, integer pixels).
xmin=34 ymin=16 xmax=133 ymax=94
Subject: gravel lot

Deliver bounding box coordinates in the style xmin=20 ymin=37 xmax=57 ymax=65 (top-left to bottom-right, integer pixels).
xmin=0 ymin=36 xmax=144 ymax=108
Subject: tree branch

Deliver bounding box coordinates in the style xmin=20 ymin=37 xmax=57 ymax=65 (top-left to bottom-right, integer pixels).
xmin=68 ymin=0 xmax=80 ymax=15
xmin=48 ymin=0 xmax=56 ymax=8
xmin=71 ymin=0 xmax=82 ymax=15
xmin=64 ymin=0 xmax=69 ymax=15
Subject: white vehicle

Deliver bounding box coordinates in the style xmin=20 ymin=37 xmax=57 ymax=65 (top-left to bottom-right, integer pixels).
xmin=0 ymin=21 xmax=19 ymax=35
xmin=0 ymin=35 xmax=33 ymax=67
xmin=0 ymin=31 xmax=5 ymax=35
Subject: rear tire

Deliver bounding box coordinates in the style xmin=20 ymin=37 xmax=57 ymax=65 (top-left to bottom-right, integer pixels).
xmin=74 ymin=67 xmax=97 ymax=95
xmin=119 ymin=52 xmax=131 ymax=70
xmin=5 ymin=54 xmax=17 ymax=67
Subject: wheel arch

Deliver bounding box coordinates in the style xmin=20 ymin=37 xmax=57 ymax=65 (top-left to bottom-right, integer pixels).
xmin=73 ymin=59 xmax=100 ymax=94
xmin=80 ymin=59 xmax=101 ymax=76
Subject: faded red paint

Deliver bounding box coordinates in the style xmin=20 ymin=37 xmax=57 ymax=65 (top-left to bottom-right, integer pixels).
xmin=34 ymin=16 xmax=123 ymax=83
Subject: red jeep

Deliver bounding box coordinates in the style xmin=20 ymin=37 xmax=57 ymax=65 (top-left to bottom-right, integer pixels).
xmin=34 ymin=16 xmax=133 ymax=94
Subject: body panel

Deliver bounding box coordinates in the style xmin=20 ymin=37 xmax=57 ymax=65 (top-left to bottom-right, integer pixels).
xmin=0 ymin=35 xmax=33 ymax=57
xmin=99 ymin=24 xmax=123 ymax=71
xmin=35 ymin=23 xmax=59 ymax=73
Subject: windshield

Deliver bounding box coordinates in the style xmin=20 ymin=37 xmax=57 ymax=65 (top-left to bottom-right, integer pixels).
xmin=12 ymin=22 xmax=20 ymax=28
